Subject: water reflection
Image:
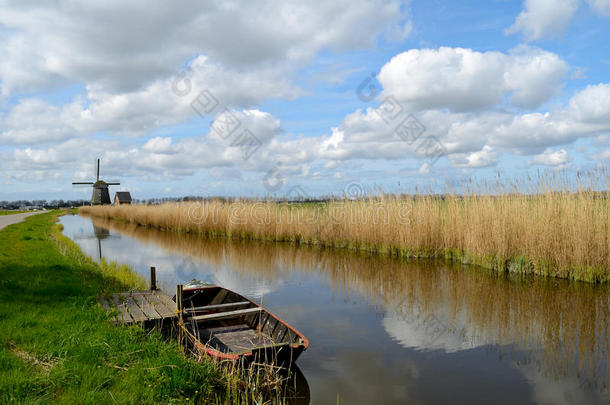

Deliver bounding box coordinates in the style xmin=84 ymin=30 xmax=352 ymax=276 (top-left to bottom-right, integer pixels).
xmin=63 ymin=214 xmax=610 ymax=404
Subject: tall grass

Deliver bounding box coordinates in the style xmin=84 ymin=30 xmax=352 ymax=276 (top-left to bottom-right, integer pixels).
xmin=81 ymin=170 xmax=610 ymax=283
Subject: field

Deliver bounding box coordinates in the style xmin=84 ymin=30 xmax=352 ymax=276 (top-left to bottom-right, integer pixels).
xmin=0 ymin=212 xmax=292 ymax=404
xmin=81 ymin=172 xmax=610 ymax=283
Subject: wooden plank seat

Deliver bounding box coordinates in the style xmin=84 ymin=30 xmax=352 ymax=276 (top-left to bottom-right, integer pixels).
xmin=189 ymin=307 xmax=262 ymax=322
xmin=184 ymin=301 xmax=251 ymax=313
xmin=197 ymin=323 xmax=291 ymax=355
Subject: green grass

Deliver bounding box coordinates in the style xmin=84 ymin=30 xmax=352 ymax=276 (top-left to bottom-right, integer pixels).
xmin=0 ymin=211 xmax=223 ymax=403
xmin=0 ymin=210 xmax=29 ymax=216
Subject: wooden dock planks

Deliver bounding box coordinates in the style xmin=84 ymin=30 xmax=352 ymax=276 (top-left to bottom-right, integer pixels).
xmin=99 ymin=290 xmax=177 ymax=325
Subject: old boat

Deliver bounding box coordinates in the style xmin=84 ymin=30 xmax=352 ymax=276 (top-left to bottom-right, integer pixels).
xmin=177 ymin=281 xmax=309 ymax=365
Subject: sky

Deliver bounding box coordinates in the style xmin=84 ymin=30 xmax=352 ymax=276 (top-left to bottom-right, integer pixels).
xmin=1 ymin=0 xmax=609 ymax=201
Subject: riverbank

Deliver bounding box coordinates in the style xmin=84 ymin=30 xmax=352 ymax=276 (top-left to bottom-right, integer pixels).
xmin=81 ymin=187 xmax=609 ymax=283
xmin=0 ymin=211 xmax=225 ymax=403
xmin=0 ymin=211 xmax=293 ymax=404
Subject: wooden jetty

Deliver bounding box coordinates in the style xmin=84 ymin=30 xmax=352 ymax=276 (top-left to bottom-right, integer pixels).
xmin=98 ymin=267 xmax=177 ymax=326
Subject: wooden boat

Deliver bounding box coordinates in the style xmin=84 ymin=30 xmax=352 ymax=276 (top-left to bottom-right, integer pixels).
xmin=177 ymin=281 xmax=309 ymax=365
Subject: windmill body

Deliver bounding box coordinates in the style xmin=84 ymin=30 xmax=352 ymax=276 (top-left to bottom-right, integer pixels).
xmin=91 ymin=180 xmax=111 ymax=205
xmin=72 ymin=159 xmax=120 ymax=205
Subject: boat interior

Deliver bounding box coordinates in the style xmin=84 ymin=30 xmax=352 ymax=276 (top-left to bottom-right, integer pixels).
xmin=182 ymin=287 xmax=303 ymax=355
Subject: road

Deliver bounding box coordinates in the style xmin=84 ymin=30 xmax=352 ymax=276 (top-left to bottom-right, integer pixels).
xmin=0 ymin=211 xmax=45 ymax=231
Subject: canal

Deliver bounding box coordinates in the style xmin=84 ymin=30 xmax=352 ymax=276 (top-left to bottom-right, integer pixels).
xmin=60 ymin=214 xmax=609 ymax=405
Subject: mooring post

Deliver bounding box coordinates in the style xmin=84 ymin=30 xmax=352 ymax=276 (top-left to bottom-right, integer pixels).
xmin=176 ymin=284 xmax=184 ymax=348
xmin=176 ymin=284 xmax=183 ymax=313
xmin=150 ymin=266 xmax=157 ymax=291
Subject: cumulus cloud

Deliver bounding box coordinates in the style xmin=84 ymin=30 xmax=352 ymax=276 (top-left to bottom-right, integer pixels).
xmin=313 ymin=79 xmax=610 ymax=167
xmin=450 ymin=146 xmax=498 ymax=168
xmin=2 ymin=108 xmax=285 ymax=180
xmin=0 ymin=0 xmax=410 ymax=146
xmin=0 ymin=0 xmax=409 ymax=95
xmin=1 ymin=1 xmax=608 ymax=196
xmin=142 ymin=137 xmax=175 ymax=154
xmin=506 ymin=0 xmax=579 ymax=41
xmin=3 ymin=76 xmax=610 ymax=189
xmin=568 ymin=83 xmax=610 ymax=123
xmin=377 ymin=46 xmax=568 ymax=112
xmin=529 ymin=148 xmax=572 ymax=166
xmin=0 ymin=56 xmax=295 ymax=144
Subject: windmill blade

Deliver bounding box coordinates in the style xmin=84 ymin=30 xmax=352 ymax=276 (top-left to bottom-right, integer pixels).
xmin=106 ymin=180 xmax=121 ymax=185
xmin=72 ymin=182 xmax=94 ymax=188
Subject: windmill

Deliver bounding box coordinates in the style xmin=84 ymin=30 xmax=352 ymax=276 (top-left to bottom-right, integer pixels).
xmin=72 ymin=159 xmax=120 ymax=205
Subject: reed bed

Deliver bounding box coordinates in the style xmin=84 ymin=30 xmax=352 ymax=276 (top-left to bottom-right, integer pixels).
xmin=81 ymin=171 xmax=610 ymax=283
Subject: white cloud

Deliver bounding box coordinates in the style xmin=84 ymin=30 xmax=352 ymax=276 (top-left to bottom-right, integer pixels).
xmin=450 ymin=146 xmax=498 ymax=168
xmin=568 ymin=83 xmax=610 ymax=123
xmin=2 ymin=108 xmax=284 ymax=179
xmin=142 ymin=137 xmax=175 ymax=154
xmin=530 ymin=148 xmax=573 ymax=166
xmin=587 ymin=0 xmax=610 ymax=15
xmin=0 ymin=0 xmax=409 ymax=96
xmin=506 ymin=0 xmax=579 ymax=41
xmin=311 ymin=79 xmax=610 ymax=166
xmin=3 ymin=78 xmax=610 ymax=192
xmin=377 ymin=46 xmax=568 ymax=112
xmin=0 ymin=56 xmax=296 ymax=144
xmin=207 ymin=109 xmax=281 ymax=144
xmin=0 ymin=0 xmax=411 ymax=145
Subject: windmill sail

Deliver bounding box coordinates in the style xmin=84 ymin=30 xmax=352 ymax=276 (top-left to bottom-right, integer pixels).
xmin=70 ymin=159 xmax=121 ymax=205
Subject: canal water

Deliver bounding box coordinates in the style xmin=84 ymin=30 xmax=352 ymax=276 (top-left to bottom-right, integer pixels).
xmin=60 ymin=214 xmax=609 ymax=405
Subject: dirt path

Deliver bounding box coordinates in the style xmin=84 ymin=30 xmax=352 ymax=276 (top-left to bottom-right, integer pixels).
xmin=0 ymin=211 xmax=45 ymax=231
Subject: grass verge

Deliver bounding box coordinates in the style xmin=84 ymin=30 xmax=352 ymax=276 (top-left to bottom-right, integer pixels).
xmin=0 ymin=211 xmax=224 ymax=403
xmin=0 ymin=210 xmax=29 ymax=216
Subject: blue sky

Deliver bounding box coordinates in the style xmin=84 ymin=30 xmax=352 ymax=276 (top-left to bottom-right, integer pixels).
xmin=1 ymin=0 xmax=609 ymax=201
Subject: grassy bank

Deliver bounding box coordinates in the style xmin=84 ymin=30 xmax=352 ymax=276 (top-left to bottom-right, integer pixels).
xmin=0 ymin=211 xmax=297 ymax=404
xmin=81 ymin=175 xmax=609 ymax=283
xmin=0 ymin=211 xmax=225 ymax=403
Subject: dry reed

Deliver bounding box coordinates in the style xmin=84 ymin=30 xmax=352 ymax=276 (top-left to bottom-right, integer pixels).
xmin=80 ymin=170 xmax=610 ymax=283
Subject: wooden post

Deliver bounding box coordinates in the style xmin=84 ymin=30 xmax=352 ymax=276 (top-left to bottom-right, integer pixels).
xmin=176 ymin=284 xmax=183 ymax=313
xmin=150 ymin=266 xmax=157 ymax=291
xmin=176 ymin=284 xmax=184 ymax=349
